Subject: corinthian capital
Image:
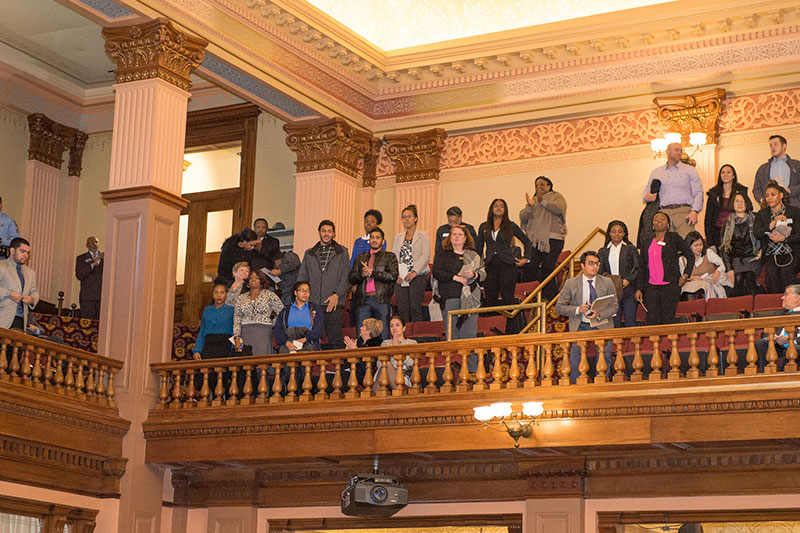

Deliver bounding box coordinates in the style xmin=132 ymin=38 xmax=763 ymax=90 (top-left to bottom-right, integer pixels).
xmin=384 ymin=128 xmax=448 ymax=182
xmin=284 ymin=117 xmax=375 ymax=179
xmin=27 ymin=113 xmax=78 ymax=169
xmin=103 ymin=18 xmax=208 ymax=92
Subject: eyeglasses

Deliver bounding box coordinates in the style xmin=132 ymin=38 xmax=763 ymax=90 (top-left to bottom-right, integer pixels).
xmin=295 ymin=288 xmax=310 ymax=293
xmin=585 ymin=261 xmax=600 ymax=266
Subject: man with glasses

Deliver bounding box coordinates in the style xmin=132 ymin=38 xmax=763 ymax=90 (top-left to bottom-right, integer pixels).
xmin=556 ymin=251 xmax=618 ymax=383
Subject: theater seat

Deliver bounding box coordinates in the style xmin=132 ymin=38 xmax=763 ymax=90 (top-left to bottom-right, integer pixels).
xmin=705 ymin=296 xmax=753 ymax=318
xmin=676 ymin=299 xmax=706 ymax=322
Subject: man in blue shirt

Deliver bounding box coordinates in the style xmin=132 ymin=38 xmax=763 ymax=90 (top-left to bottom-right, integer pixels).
xmin=753 ymin=135 xmax=800 ymax=207
xmin=0 ymin=196 xmax=20 ymax=249
xmin=642 ymin=142 xmax=703 ymax=238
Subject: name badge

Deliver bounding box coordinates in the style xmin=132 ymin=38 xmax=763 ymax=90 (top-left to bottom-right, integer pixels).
xmin=442 ymin=232 xmax=449 ymax=238
xmin=657 ymin=241 xmax=665 ymax=246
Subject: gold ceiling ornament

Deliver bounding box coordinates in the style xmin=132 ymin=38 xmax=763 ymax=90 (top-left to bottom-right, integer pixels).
xmin=384 ymin=128 xmax=448 ymax=183
xmin=103 ymin=18 xmax=209 ymax=92
xmin=653 ymin=88 xmax=726 ymax=146
xmin=283 ymin=117 xmax=376 ymax=180
xmin=26 ymin=113 xmax=79 ymax=169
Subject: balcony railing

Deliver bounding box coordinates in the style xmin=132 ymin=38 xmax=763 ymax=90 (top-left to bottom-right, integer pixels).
xmin=150 ymin=314 xmax=800 ymax=409
xmin=0 ymin=328 xmax=121 ymax=407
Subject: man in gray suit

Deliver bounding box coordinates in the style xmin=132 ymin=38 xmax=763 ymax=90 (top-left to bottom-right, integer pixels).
xmin=556 ymin=251 xmax=618 ymax=382
xmin=0 ymin=237 xmax=39 ymax=331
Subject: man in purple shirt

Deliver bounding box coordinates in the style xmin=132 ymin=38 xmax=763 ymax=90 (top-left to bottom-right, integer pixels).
xmin=642 ymin=142 xmax=703 ymax=238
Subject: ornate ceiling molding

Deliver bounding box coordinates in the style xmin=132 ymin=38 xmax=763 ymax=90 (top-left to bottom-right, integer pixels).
xmin=26 ymin=113 xmax=80 ymax=169
xmin=384 ymin=128 xmax=448 ymax=182
xmin=283 ymin=117 xmax=376 ymax=179
xmin=102 ymin=17 xmax=209 ymax=92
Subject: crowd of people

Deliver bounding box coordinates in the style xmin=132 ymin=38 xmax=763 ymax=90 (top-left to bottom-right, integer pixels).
xmin=189 ymin=135 xmax=800 ymax=375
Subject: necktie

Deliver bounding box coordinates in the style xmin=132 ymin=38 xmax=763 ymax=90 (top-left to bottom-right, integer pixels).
xmin=588 ymin=279 xmax=597 ymax=304
xmin=15 ymin=263 xmax=25 ymax=318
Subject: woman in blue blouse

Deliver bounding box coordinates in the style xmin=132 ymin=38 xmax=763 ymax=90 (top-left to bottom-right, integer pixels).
xmin=274 ymin=281 xmax=325 ymax=353
xmin=193 ymin=281 xmax=235 ymax=359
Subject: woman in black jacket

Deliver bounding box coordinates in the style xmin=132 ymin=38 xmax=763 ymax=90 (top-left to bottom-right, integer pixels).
xmin=217 ymin=228 xmax=259 ymax=284
xmin=598 ymin=220 xmax=639 ymax=327
xmin=475 ymin=198 xmax=532 ymax=308
xmin=635 ymin=211 xmax=694 ymax=325
xmin=753 ymin=180 xmax=800 ymax=293
xmin=719 ymin=191 xmax=761 ymax=297
xmin=705 ymin=164 xmax=752 ymax=249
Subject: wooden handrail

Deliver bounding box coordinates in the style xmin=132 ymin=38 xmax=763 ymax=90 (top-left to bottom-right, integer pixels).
xmin=445 ymin=302 xmax=547 ymax=340
xmin=150 ymin=314 xmax=800 ymax=408
xmin=0 ymin=327 xmax=122 ymax=408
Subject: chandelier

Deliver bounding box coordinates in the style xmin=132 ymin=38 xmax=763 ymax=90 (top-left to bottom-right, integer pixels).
xmin=473 ymin=401 xmax=544 ymax=448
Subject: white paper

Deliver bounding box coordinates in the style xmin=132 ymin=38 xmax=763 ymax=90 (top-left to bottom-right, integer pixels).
xmin=398 ymin=263 xmax=410 ymax=287
xmin=261 ymin=267 xmax=281 ymax=284
xmin=291 ymin=340 xmax=304 ymax=351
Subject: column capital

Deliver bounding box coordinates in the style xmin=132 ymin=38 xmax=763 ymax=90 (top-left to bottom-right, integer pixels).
xmin=68 ymin=131 xmax=89 ymax=177
xmin=384 ymin=128 xmax=448 ymax=183
xmin=654 ymin=88 xmax=726 ymax=145
xmin=103 ymin=17 xmax=209 ymax=92
xmin=26 ymin=113 xmax=78 ymax=169
xmin=361 ymin=138 xmax=382 ymax=188
xmin=284 ymin=117 xmax=375 ymax=180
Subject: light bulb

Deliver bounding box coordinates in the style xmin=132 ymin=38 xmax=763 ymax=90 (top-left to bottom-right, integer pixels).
xmin=664 ymin=132 xmax=682 ymax=145
xmin=473 ymin=405 xmax=495 ymax=422
xmin=522 ymin=401 xmax=544 ymax=417
xmin=689 ymin=132 xmax=707 ymax=147
xmin=490 ymin=402 xmax=512 ymax=418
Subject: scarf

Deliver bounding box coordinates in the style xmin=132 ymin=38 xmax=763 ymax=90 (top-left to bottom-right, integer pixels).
xmin=528 ymin=191 xmax=559 ymax=253
xmin=458 ymin=249 xmax=485 ymax=312
xmin=720 ymin=211 xmax=758 ymax=256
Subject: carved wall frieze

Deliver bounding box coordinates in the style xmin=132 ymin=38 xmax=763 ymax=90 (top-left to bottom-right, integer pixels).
xmin=544 ymin=398 xmax=800 ymax=420
xmin=588 ymin=450 xmax=800 ymax=473
xmin=654 ymin=88 xmax=726 ymax=144
xmin=384 ymin=128 xmax=447 ymax=182
xmin=103 ymin=18 xmax=209 ymax=92
xmin=284 ymin=117 xmax=376 ymax=179
xmin=26 ymin=113 xmax=78 ymax=169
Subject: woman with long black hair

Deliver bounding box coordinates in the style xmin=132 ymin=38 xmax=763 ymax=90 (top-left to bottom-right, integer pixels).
xmin=705 ymin=164 xmax=752 ymax=250
xmin=475 ymin=198 xmax=531 ymax=308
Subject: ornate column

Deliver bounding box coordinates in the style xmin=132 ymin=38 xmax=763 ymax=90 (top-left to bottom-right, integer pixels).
xmin=101 ymin=18 xmax=207 ymax=533
xmin=22 ymin=114 xmax=80 ymax=300
xmin=654 ymin=89 xmax=726 ymax=229
xmin=384 ymin=129 xmax=447 ymax=251
xmin=284 ymin=118 xmax=375 ymax=254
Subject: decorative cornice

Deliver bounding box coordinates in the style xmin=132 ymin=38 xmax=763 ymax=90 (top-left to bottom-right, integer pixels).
xmin=588 ymin=450 xmax=800 ymax=473
xmin=654 ymin=88 xmax=726 ymax=144
xmin=26 ymin=113 xmax=78 ymax=168
xmin=283 ymin=117 xmax=375 ymax=179
xmin=544 ymin=398 xmax=800 ymax=420
xmin=384 ymin=128 xmax=447 ymax=182
xmin=67 ymin=131 xmax=89 ymax=178
xmin=102 ymin=18 xmax=209 ymax=92
xmin=0 ymin=396 xmax=128 ymax=437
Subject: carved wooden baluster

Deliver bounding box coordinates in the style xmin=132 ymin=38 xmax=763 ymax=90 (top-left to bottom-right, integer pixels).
xmin=0 ymin=341 xmax=6 ymax=380
xmin=256 ymin=364 xmax=269 ymax=404
xmin=392 ymin=354 xmax=406 ymax=395
xmin=300 ymin=360 xmax=313 ymax=401
xmin=706 ymin=331 xmax=719 ymax=377
xmin=270 ymin=363 xmax=284 ymax=404
xmin=75 ymin=359 xmax=87 ymax=399
xmin=490 ymin=348 xmax=504 ymax=390
xmin=226 ymin=366 xmax=240 ymax=406
xmin=331 ymin=359 xmax=344 ymax=399
xmin=344 ymin=359 xmax=359 ymax=400
xmin=507 ymin=347 xmax=520 ymax=389
xmin=157 ymin=370 xmax=169 ymax=408
xmin=425 ymin=352 xmax=438 ymax=394
xmin=316 ymin=360 xmax=329 ymax=401
xmin=763 ymin=328 xmax=778 ymax=375
xmin=667 ymin=334 xmax=681 ymax=380
xmin=576 ymin=341 xmax=589 ymax=385
xmin=170 ymin=369 xmax=182 ymax=408
xmin=612 ymin=338 xmax=625 ymax=383
xmin=648 ymin=335 xmax=662 ymax=381
xmin=198 ymin=368 xmax=210 ymax=407
xmin=30 ymin=347 xmax=43 ymax=388
xmin=474 ymin=349 xmax=488 ymax=391
xmin=595 ymin=340 xmax=608 ymax=384
xmin=96 ymin=364 xmax=107 ymax=403
xmin=107 ymin=367 xmax=117 ymax=408
xmin=410 ymin=354 xmax=422 ymax=394
xmin=361 ymin=357 xmax=374 ymax=398
xmin=686 ymin=333 xmax=700 ymax=379
xmin=9 ymin=342 xmax=21 ymax=382
xmin=86 ymin=362 xmax=97 ymax=399
xmin=64 ymin=357 xmax=75 ymax=395
xmin=724 ymin=330 xmax=738 ymax=376
xmin=374 ymin=356 xmax=389 ymax=397
xmin=785 ymin=326 xmax=799 ymax=373
xmin=541 ymin=344 xmax=554 ymax=386
xmin=524 ymin=346 xmax=537 ymax=388
xmin=185 ymin=369 xmax=196 ymax=406
xmin=456 ymin=351 xmax=470 ymax=392
xmin=285 ymin=362 xmax=298 ymax=402
xmin=43 ymin=350 xmax=55 ymax=389
xmin=558 ymin=342 xmax=571 ymax=386
xmin=744 ymin=329 xmax=759 ymax=375
xmin=20 ymin=345 xmax=32 ymax=383
xmin=241 ymin=365 xmax=254 ymax=405
xmin=212 ymin=367 xmax=225 ymax=407
xmin=52 ymin=353 xmax=65 ymax=391
xmin=630 ymin=337 xmax=644 ymax=381
xmin=440 ymin=352 xmax=454 ymax=393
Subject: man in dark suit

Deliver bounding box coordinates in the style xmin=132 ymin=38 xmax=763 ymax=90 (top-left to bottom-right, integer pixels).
xmin=75 ymin=236 xmax=103 ymax=320
xmin=754 ymin=284 xmax=800 ymax=371
xmin=556 ymin=251 xmax=618 ymax=383
xmin=251 ymin=217 xmax=282 ymax=271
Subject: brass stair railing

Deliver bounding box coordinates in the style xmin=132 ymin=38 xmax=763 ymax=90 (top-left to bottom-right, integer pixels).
xmin=500 ymin=227 xmax=608 ymax=334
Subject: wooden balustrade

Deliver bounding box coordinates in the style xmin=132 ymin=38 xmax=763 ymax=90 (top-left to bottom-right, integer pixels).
xmin=150 ymin=315 xmax=800 ymax=408
xmin=0 ymin=328 xmax=121 ymax=407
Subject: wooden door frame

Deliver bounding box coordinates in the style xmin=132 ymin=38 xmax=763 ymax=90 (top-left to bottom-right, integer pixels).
xmin=268 ymin=513 xmax=523 ymax=532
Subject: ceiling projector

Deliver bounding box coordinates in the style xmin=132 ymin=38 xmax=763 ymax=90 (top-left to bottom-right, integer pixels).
xmin=341 ymin=474 xmax=408 ymax=517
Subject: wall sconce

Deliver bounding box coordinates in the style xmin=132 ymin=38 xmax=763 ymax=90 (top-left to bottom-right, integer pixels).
xmin=687 ymin=132 xmax=707 ymax=156
xmin=473 ymin=401 xmax=544 ymax=448
xmin=650 ymin=132 xmax=682 ymax=158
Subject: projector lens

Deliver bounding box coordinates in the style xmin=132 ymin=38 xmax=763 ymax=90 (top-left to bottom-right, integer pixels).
xmin=370 ymin=485 xmax=388 ymax=502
